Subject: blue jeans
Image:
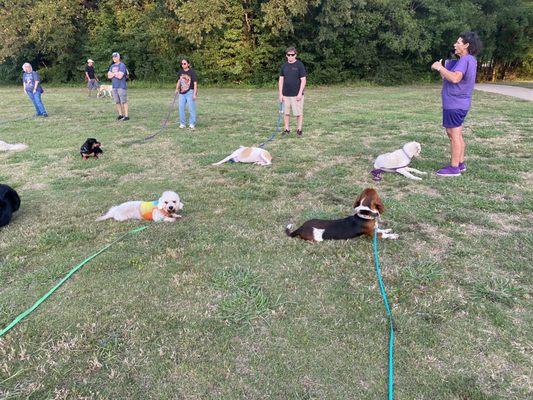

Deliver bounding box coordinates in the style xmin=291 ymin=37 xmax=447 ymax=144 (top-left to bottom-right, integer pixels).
xmin=26 ymin=90 xmax=47 ymax=116
xmin=178 ymin=91 xmax=196 ymax=126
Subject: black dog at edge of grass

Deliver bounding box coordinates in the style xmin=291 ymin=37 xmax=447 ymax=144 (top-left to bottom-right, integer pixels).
xmin=0 ymin=184 xmax=20 ymax=227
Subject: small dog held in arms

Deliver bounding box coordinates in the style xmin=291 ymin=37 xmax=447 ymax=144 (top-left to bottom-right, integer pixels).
xmin=285 ymin=188 xmax=398 ymax=242
xmin=372 ymin=141 xmax=427 ymax=181
xmin=212 ymin=146 xmax=272 ymax=166
xmin=0 ymin=140 xmax=28 ymax=152
xmin=97 ymin=84 xmax=112 ymax=98
xmin=80 ymin=138 xmax=103 ymax=160
xmin=96 ymin=191 xmax=183 ymax=222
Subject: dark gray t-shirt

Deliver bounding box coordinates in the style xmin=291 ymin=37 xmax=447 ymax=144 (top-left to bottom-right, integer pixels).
xmin=280 ymin=60 xmax=307 ymax=97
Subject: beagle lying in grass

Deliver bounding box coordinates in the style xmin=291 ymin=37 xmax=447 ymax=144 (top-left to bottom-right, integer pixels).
xmin=97 ymin=84 xmax=113 ymax=98
xmin=96 ymin=191 xmax=183 ymax=222
xmin=372 ymin=141 xmax=427 ymax=181
xmin=286 ymin=188 xmax=398 ymax=242
xmin=212 ymin=146 xmax=272 ymax=166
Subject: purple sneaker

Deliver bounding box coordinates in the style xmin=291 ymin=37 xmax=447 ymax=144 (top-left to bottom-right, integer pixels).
xmin=458 ymin=162 xmax=466 ymax=172
xmin=436 ymin=165 xmax=461 ymax=176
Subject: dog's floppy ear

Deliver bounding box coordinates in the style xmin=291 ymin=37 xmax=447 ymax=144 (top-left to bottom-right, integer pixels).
xmin=372 ymin=194 xmax=385 ymax=215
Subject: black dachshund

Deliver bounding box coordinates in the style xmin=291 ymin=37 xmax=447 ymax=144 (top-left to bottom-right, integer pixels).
xmin=0 ymin=184 xmax=20 ymax=227
xmin=80 ymin=138 xmax=103 ymax=160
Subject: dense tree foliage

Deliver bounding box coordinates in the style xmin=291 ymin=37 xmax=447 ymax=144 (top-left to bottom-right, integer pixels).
xmin=0 ymin=0 xmax=531 ymax=84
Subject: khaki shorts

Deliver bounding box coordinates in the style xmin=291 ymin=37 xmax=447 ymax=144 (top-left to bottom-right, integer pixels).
xmin=111 ymin=88 xmax=128 ymax=104
xmin=283 ymin=96 xmax=304 ymax=117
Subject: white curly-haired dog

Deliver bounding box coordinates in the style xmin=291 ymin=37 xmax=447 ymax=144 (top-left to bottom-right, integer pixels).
xmin=212 ymin=146 xmax=272 ymax=166
xmin=96 ymin=191 xmax=183 ymax=222
xmin=0 ymin=140 xmax=28 ymax=152
xmin=372 ymin=141 xmax=427 ymax=181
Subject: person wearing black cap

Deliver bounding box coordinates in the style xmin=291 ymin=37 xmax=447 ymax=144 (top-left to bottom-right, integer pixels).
xmin=107 ymin=52 xmax=129 ymax=121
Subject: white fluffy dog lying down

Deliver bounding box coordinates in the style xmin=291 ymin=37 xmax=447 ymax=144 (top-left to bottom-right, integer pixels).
xmin=96 ymin=191 xmax=183 ymax=222
xmin=372 ymin=141 xmax=427 ymax=181
xmin=0 ymin=140 xmax=28 ymax=152
xmin=212 ymin=146 xmax=272 ymax=166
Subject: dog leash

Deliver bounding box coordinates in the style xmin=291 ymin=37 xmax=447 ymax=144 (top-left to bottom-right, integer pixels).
xmin=258 ymin=102 xmax=284 ymax=148
xmin=143 ymin=91 xmax=180 ymax=141
xmin=0 ymin=115 xmax=35 ymax=126
xmin=0 ymin=226 xmax=148 ymax=338
xmin=372 ymin=223 xmax=396 ymax=400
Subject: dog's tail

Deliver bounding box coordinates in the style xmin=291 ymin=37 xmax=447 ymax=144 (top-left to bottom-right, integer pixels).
xmin=95 ymin=207 xmax=115 ymax=221
xmin=285 ymin=223 xmax=299 ymax=238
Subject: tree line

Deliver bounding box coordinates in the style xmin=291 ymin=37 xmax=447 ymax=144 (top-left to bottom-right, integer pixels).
xmin=0 ymin=0 xmax=531 ymax=85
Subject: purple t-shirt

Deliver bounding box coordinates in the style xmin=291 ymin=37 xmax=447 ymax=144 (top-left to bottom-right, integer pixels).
xmin=442 ymin=54 xmax=477 ymax=110
xmin=108 ymin=62 xmax=127 ymax=89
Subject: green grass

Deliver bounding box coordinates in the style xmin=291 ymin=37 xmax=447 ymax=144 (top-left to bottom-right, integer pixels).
xmin=0 ymin=85 xmax=532 ymax=399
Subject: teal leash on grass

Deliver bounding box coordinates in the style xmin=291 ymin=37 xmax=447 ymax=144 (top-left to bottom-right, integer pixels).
xmin=372 ymin=226 xmax=395 ymax=400
xmin=0 ymin=226 xmax=148 ymax=338
xmin=258 ymin=102 xmax=284 ymax=148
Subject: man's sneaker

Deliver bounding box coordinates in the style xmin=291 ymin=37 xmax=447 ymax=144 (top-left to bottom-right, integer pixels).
xmin=458 ymin=162 xmax=466 ymax=172
xmin=117 ymin=115 xmax=124 ymax=120
xmin=436 ymin=165 xmax=461 ymax=176
xmin=121 ymin=116 xmax=130 ymax=121
xmin=179 ymin=124 xmax=186 ymax=129
xmin=189 ymin=125 xmax=195 ymax=130
xmin=283 ymin=129 xmax=290 ymax=135
xmin=296 ymin=129 xmax=303 ymax=136
xmin=42 ymin=113 xmax=48 ymax=118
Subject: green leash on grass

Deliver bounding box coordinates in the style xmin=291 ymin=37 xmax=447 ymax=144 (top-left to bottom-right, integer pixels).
xmin=0 ymin=226 xmax=148 ymax=338
xmin=372 ymin=226 xmax=395 ymax=400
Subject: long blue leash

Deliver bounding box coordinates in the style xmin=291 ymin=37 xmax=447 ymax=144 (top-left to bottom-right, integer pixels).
xmin=372 ymin=227 xmax=395 ymax=400
xmin=258 ymin=102 xmax=284 ymax=148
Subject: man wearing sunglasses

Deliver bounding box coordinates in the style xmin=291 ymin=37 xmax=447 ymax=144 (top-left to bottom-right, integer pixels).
xmin=278 ymin=47 xmax=307 ymax=136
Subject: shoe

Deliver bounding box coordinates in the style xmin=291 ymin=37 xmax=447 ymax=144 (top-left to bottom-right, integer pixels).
xmin=458 ymin=162 xmax=466 ymax=172
xmin=121 ymin=116 xmax=130 ymax=121
xmin=283 ymin=129 xmax=290 ymax=135
xmin=296 ymin=129 xmax=303 ymax=136
xmin=189 ymin=125 xmax=195 ymax=130
xmin=117 ymin=115 xmax=123 ymax=120
xmin=436 ymin=165 xmax=461 ymax=176
xmin=179 ymin=124 xmax=186 ymax=129
xmin=42 ymin=114 xmax=48 ymax=117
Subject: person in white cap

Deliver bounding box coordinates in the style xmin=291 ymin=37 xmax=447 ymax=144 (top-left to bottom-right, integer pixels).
xmin=85 ymin=59 xmax=99 ymax=97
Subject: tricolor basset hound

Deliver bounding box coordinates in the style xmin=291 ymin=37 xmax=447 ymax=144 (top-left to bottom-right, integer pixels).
xmin=285 ymin=188 xmax=398 ymax=242
xmin=96 ymin=191 xmax=183 ymax=222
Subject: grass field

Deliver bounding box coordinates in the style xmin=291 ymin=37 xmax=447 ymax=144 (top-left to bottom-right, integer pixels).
xmin=0 ymin=85 xmax=532 ymax=399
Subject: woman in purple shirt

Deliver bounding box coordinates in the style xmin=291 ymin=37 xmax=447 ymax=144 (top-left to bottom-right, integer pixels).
xmin=431 ymin=32 xmax=482 ymax=176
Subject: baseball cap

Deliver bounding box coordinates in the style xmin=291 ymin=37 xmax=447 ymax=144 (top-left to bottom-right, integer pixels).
xmin=112 ymin=52 xmax=120 ymax=58
xmin=87 ymin=59 xmax=94 ymax=63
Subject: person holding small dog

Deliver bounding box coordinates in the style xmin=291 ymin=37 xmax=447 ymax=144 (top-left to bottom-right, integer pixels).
xmin=85 ymin=59 xmax=99 ymax=97
xmin=279 ymin=47 xmax=307 ymax=136
xmin=431 ymin=31 xmax=482 ymax=177
xmin=107 ymin=52 xmax=129 ymax=121
xmin=22 ymin=63 xmax=48 ymax=117
xmin=176 ymin=59 xmax=197 ymax=130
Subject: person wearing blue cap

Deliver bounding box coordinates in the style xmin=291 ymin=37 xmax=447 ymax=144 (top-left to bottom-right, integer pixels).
xmin=107 ymin=52 xmax=129 ymax=121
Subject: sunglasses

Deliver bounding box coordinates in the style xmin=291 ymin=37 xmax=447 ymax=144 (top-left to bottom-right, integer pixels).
xmin=286 ymin=53 xmax=296 ymax=57
xmin=181 ymin=62 xmax=188 ymax=65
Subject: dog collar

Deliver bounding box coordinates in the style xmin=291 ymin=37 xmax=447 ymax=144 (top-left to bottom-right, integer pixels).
xmin=402 ymin=148 xmax=411 ymax=159
xmin=353 ymin=205 xmax=380 ymax=220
